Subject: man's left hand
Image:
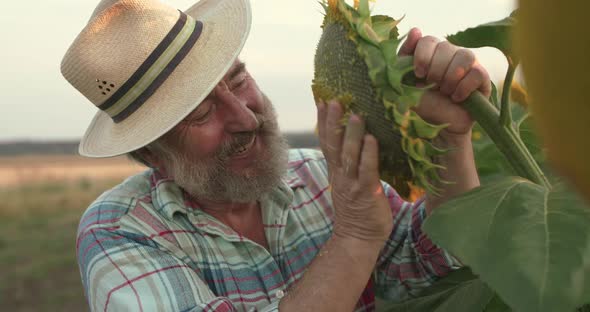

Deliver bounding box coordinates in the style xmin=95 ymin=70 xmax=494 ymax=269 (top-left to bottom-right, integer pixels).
xmin=397 ymin=28 xmax=489 ymax=211
xmin=398 ymin=27 xmax=492 ymax=142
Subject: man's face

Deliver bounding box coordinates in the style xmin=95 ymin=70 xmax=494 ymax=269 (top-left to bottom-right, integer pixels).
xmin=153 ymin=60 xmax=289 ymax=203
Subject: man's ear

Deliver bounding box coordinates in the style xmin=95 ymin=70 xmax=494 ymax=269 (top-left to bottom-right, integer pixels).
xmin=131 ymin=146 xmax=166 ymax=171
xmin=146 ymin=147 xmax=166 ymax=168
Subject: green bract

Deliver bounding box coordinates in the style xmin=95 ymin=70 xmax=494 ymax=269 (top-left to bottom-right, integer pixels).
xmin=312 ymin=0 xmax=447 ymax=196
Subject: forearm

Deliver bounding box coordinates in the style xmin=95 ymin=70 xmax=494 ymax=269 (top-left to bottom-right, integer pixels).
xmin=425 ymin=132 xmax=480 ymax=214
xmin=279 ymin=234 xmax=383 ymax=312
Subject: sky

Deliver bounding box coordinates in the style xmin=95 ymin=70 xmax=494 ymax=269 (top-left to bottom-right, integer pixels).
xmin=0 ymin=0 xmax=515 ymax=141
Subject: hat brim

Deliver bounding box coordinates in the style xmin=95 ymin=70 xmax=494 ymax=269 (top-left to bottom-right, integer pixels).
xmin=79 ymin=0 xmax=251 ymax=157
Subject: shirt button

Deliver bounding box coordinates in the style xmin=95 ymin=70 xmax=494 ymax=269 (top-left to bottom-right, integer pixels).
xmin=276 ymin=290 xmax=285 ymax=299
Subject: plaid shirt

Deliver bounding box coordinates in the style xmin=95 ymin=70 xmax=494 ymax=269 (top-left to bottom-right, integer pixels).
xmin=77 ymin=148 xmax=460 ymax=312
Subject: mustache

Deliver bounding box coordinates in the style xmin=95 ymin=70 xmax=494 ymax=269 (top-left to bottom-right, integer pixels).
xmin=218 ymin=113 xmax=273 ymax=159
xmin=216 ymin=96 xmax=280 ymax=160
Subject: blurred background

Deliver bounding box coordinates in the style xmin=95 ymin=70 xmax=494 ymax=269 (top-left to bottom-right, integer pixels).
xmin=0 ymin=0 xmax=515 ymax=310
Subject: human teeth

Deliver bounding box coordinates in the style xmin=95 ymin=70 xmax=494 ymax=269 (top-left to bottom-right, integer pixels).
xmin=235 ymin=136 xmax=255 ymax=155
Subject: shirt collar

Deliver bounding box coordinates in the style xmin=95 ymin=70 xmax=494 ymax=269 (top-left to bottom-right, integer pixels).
xmin=149 ymin=167 xmax=303 ymax=222
xmin=149 ymin=169 xmax=187 ymax=220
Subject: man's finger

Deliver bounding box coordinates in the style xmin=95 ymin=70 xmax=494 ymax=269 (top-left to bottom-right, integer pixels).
xmin=477 ymin=63 xmax=493 ymax=98
xmin=413 ymin=36 xmax=440 ymax=79
xmin=452 ymin=65 xmax=490 ymax=102
xmin=316 ymin=100 xmax=329 ymax=154
xmin=426 ymin=41 xmax=459 ymax=84
xmin=325 ymin=100 xmax=345 ymax=167
xmin=398 ymin=27 xmax=422 ymax=56
xmin=439 ymin=49 xmax=476 ymax=96
xmin=358 ymin=134 xmax=380 ymax=186
xmin=341 ymin=114 xmax=365 ymax=179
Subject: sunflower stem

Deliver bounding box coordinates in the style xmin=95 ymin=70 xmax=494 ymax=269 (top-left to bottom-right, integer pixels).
xmin=400 ymin=55 xmax=549 ymax=187
xmin=463 ymin=92 xmax=551 ymax=188
xmin=500 ymin=59 xmax=517 ymax=127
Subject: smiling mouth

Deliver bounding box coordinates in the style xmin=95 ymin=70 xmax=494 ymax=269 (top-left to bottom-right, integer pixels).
xmin=233 ymin=135 xmax=256 ymax=156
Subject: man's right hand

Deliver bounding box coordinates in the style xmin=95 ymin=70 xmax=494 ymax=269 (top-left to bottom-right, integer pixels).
xmin=279 ymin=100 xmax=394 ymax=312
xmin=316 ymin=100 xmax=393 ymax=244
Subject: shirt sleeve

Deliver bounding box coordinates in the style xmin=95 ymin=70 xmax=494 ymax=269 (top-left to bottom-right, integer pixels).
xmin=78 ymin=226 xmax=274 ymax=312
xmin=77 ymin=223 xmax=286 ymax=312
xmin=373 ymin=183 xmax=463 ymax=302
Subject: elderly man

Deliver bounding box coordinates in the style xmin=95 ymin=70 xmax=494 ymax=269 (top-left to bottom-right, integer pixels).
xmin=62 ymin=0 xmax=490 ymax=311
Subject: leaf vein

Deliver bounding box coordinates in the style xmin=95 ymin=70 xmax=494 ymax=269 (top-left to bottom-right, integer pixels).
xmin=485 ymin=181 xmax=522 ymax=243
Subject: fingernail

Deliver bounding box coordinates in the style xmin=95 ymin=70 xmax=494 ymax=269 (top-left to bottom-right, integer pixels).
xmin=329 ymin=100 xmax=340 ymax=111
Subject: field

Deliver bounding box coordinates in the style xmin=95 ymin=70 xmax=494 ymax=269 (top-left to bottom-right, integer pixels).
xmin=0 ymin=155 xmax=145 ymax=311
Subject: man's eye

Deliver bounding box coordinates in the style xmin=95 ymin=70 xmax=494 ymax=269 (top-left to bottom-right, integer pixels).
xmin=230 ymin=73 xmax=247 ymax=90
xmin=188 ymin=103 xmax=214 ymax=124
xmin=194 ymin=111 xmax=210 ymax=122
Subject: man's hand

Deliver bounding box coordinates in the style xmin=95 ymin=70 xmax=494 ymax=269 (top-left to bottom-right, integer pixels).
xmin=399 ymin=27 xmax=492 ymax=141
xmin=399 ymin=28 xmax=488 ymax=212
xmin=279 ymin=100 xmax=394 ymax=312
xmin=316 ymin=100 xmax=393 ymax=243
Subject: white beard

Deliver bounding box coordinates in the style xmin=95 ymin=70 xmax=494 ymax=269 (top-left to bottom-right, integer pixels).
xmin=159 ymin=98 xmax=289 ymax=203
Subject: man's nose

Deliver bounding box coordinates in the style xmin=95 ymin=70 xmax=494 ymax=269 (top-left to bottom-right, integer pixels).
xmin=214 ymin=82 xmax=258 ymax=132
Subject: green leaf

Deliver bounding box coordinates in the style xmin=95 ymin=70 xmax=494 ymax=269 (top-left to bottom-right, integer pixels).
xmin=484 ymin=295 xmax=513 ymax=312
xmin=472 ymin=138 xmax=512 ymax=182
xmin=472 ymin=103 xmax=545 ymax=181
xmin=513 ymin=109 xmax=529 ymax=130
xmin=380 ymin=39 xmax=406 ymax=93
xmin=510 ymin=106 xmax=545 ymax=168
xmin=424 ymin=141 xmax=449 ymax=157
xmin=392 ymin=106 xmax=407 ymax=125
xmin=333 ymin=0 xmax=358 ymax=27
xmin=382 ymin=87 xmax=410 ymax=113
xmin=423 ymin=177 xmax=590 ymax=312
xmin=371 ymin=15 xmax=400 ymax=40
xmin=412 ymin=117 xmax=448 ymax=140
xmin=446 ymin=11 xmax=519 ymax=63
xmin=318 ymin=0 xmax=328 ymax=12
xmin=396 ymin=85 xmax=424 ymax=111
xmin=518 ymin=116 xmax=544 ymax=162
xmin=406 ymin=139 xmax=428 ymax=163
xmin=358 ymin=0 xmax=370 ymax=18
xmin=357 ymin=40 xmax=388 ymax=86
xmin=357 ymin=18 xmax=382 ymax=45
xmin=377 ymin=267 xmax=503 ymax=312
xmin=386 ymin=60 xmax=414 ymax=94
xmin=379 ymin=38 xmax=399 ymax=64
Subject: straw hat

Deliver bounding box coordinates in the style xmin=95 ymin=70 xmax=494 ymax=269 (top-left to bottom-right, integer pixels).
xmin=61 ymin=0 xmax=251 ymax=157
